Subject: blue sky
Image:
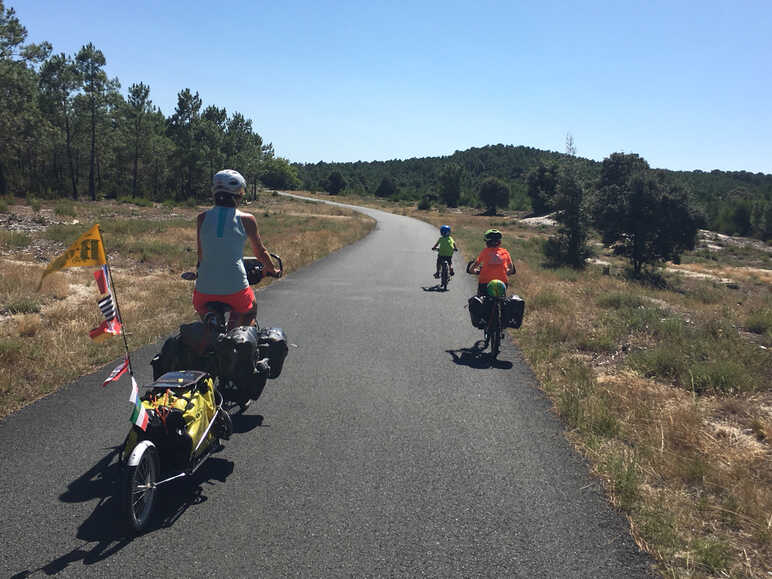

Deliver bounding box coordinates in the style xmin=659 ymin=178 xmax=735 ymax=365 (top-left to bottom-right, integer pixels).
xmin=14 ymin=0 xmax=772 ymax=173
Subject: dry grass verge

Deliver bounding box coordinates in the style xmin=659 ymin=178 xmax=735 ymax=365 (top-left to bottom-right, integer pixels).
xmin=0 ymin=195 xmax=374 ymax=418
xmin=421 ymin=208 xmax=771 ymax=578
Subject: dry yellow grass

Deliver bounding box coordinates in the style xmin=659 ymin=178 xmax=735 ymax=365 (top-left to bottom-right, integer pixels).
xmin=0 ymin=197 xmax=374 ymax=418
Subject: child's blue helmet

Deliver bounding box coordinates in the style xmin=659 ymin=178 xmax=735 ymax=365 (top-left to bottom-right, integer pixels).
xmin=440 ymin=225 xmax=451 ymax=236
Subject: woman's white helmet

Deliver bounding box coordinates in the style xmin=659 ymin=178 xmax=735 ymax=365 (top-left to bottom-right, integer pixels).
xmin=212 ymin=169 xmax=246 ymax=197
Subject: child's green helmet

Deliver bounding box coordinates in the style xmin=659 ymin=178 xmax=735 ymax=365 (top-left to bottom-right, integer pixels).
xmin=487 ymin=279 xmax=507 ymax=298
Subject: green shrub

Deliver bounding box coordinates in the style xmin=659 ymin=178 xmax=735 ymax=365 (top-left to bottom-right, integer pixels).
xmin=652 ymin=318 xmax=688 ymax=341
xmin=604 ymin=453 xmax=640 ymax=510
xmin=577 ymin=331 xmax=617 ymax=354
xmin=118 ymin=196 xmax=153 ymax=208
xmin=530 ymin=290 xmax=561 ymax=311
xmin=28 ymin=196 xmax=41 ymax=213
xmin=0 ymin=198 xmax=8 ymax=213
xmin=6 ymin=298 xmax=41 ymax=314
xmin=617 ymin=306 xmax=664 ymax=334
xmin=629 ymin=345 xmax=686 ymax=384
xmin=54 ymin=201 xmax=77 ymax=217
xmin=597 ymin=292 xmax=646 ymax=309
xmin=0 ymin=231 xmax=31 ymax=249
xmin=690 ymin=359 xmax=751 ymax=394
xmin=0 ymin=338 xmax=23 ymax=363
xmin=44 ymin=224 xmax=93 ymax=243
xmin=548 ymin=266 xmax=581 ymax=282
xmin=636 ymin=506 xmax=680 ymax=556
xmin=629 ymin=317 xmax=766 ymax=394
xmin=693 ymin=538 xmax=731 ymax=575
xmin=533 ymin=321 xmax=573 ymax=348
xmin=746 ymin=307 xmax=772 ymax=336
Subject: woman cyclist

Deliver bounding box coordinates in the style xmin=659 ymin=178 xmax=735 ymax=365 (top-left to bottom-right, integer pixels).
xmin=193 ymin=169 xmax=279 ymax=328
xmin=470 ymin=229 xmax=515 ymax=296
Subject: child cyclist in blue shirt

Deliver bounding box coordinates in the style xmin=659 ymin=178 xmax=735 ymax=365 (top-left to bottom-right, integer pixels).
xmin=432 ymin=225 xmax=458 ymax=278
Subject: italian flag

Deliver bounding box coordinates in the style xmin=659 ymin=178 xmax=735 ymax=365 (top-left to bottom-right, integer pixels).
xmin=129 ymin=376 xmax=149 ymax=431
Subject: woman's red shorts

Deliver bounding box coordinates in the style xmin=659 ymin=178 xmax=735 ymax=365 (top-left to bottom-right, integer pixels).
xmin=193 ymin=286 xmax=255 ymax=316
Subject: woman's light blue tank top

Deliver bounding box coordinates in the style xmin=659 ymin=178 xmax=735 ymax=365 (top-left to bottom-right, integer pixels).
xmin=195 ymin=206 xmax=249 ymax=295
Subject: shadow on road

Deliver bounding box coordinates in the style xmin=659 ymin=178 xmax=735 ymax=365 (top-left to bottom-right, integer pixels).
xmin=447 ymin=346 xmax=513 ymax=370
xmin=421 ymin=284 xmax=448 ymax=292
xmin=232 ymin=412 xmax=267 ymax=434
xmin=11 ymin=447 xmax=234 ymax=577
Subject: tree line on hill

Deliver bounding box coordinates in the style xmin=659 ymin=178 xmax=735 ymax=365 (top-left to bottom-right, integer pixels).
xmin=0 ymin=2 xmax=300 ymax=203
xmin=296 ymin=144 xmax=772 ymax=243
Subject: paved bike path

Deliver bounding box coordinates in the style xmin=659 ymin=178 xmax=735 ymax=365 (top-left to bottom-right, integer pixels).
xmin=0 ymin=199 xmax=655 ymax=577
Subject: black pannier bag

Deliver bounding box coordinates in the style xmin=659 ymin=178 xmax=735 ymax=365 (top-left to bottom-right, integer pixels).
xmin=468 ymin=296 xmax=491 ymax=329
xmin=503 ymin=294 xmax=525 ymax=328
xmin=258 ymin=327 xmax=288 ymax=379
xmin=179 ymin=322 xmax=217 ymax=355
xmin=151 ymin=334 xmax=192 ymax=380
xmin=216 ymin=326 xmax=261 ymax=381
xmin=151 ymin=328 xmax=213 ymax=381
xmin=151 ymin=335 xmax=175 ymax=380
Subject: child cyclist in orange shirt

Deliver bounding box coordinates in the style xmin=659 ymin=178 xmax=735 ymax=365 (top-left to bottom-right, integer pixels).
xmin=471 ymin=229 xmax=515 ymax=295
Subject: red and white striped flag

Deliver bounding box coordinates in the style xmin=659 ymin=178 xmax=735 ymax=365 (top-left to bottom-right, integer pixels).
xmin=102 ymin=357 xmax=129 ymax=387
xmin=94 ymin=265 xmax=110 ymax=294
xmin=98 ymin=294 xmax=116 ymax=321
xmin=90 ymin=265 xmax=121 ymax=339
xmin=89 ymin=317 xmax=122 ymax=342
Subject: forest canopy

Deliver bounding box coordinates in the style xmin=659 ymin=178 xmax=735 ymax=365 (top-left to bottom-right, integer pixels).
xmin=1 ymin=1 xmax=769 ymax=241
xmin=0 ymin=1 xmax=298 ymax=202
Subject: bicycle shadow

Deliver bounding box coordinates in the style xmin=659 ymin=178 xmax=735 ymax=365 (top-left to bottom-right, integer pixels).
xmin=447 ymin=345 xmax=513 ymax=370
xmin=421 ymin=284 xmax=449 ymax=292
xmin=13 ymin=447 xmax=235 ymax=576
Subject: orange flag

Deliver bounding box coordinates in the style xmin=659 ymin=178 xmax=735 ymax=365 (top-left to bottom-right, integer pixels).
xmin=37 ymin=224 xmax=107 ymax=290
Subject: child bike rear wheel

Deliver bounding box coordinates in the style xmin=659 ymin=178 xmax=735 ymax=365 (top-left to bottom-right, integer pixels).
xmin=441 ymin=261 xmax=449 ymax=290
xmin=489 ymin=303 xmax=501 ymax=357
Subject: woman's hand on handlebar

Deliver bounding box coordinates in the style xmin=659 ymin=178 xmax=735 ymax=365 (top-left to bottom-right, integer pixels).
xmin=265 ymin=253 xmax=283 ymax=278
xmin=466 ymin=260 xmax=480 ymax=275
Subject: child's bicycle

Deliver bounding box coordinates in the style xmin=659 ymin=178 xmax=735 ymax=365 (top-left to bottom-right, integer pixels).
xmin=433 ymin=248 xmax=451 ymax=291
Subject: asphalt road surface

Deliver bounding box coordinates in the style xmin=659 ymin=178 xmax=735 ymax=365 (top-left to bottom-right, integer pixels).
xmin=0 ymin=199 xmax=655 ymax=577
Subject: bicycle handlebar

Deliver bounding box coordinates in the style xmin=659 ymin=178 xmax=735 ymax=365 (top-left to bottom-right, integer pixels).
xmin=181 ymin=253 xmax=283 ymax=282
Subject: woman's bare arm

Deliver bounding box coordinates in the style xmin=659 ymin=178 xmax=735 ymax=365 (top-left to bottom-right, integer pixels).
xmin=241 ymin=213 xmax=277 ymax=274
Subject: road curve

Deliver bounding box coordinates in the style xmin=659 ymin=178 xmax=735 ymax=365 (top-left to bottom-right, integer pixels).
xmin=0 ymin=199 xmax=655 ymax=577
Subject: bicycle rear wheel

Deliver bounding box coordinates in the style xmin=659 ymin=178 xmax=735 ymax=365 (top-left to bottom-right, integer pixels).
xmin=490 ymin=303 xmax=501 ymax=357
xmin=441 ymin=261 xmax=449 ymax=290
